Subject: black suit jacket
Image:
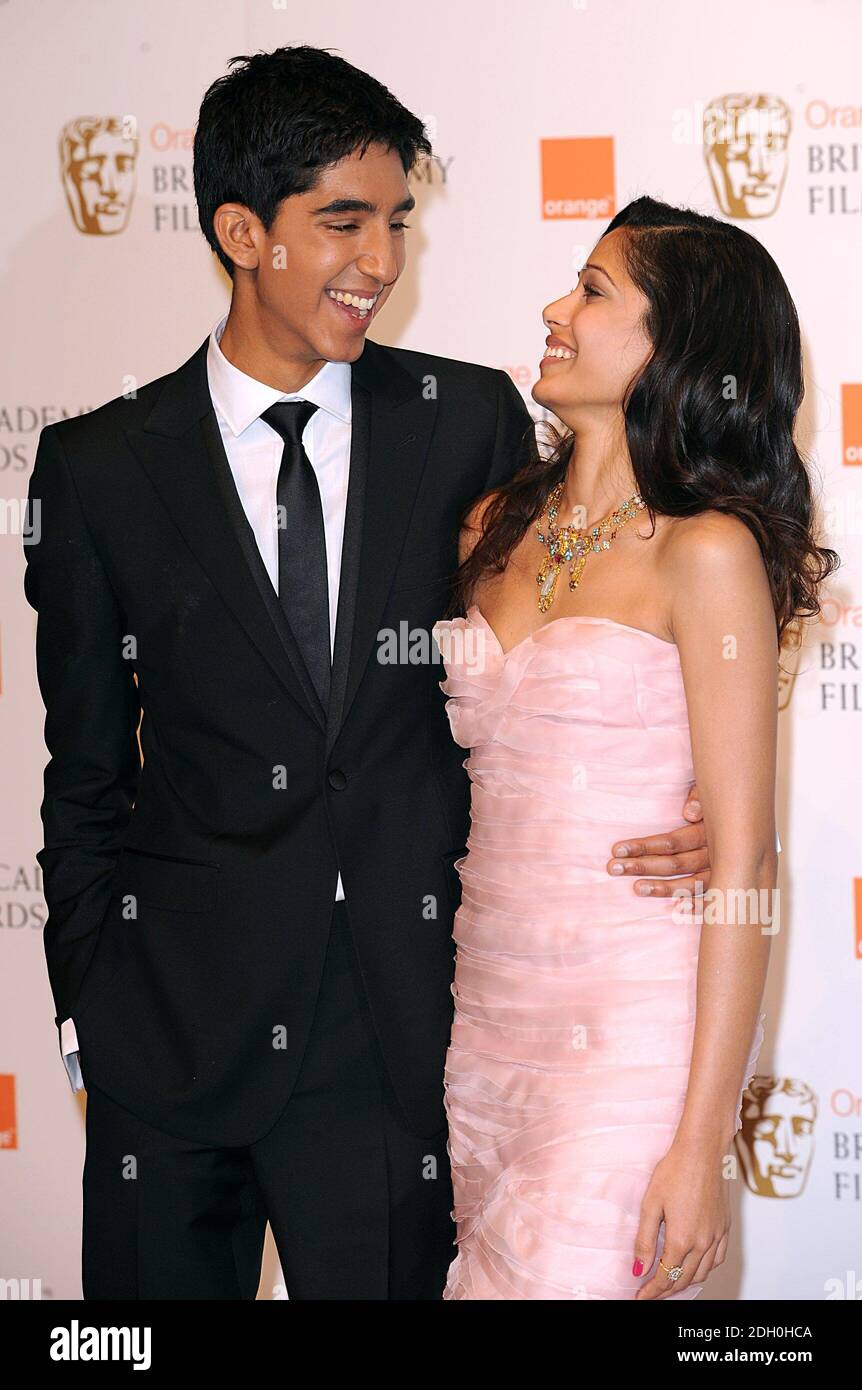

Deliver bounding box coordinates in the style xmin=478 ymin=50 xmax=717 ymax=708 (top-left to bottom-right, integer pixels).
xmin=23 ymin=333 xmax=536 ymax=1145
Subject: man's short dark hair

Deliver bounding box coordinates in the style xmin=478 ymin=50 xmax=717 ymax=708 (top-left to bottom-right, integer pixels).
xmin=193 ymin=44 xmax=433 ymax=278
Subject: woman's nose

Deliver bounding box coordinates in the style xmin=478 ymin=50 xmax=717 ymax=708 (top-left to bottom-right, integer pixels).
xmin=543 ymin=295 xmax=573 ymax=330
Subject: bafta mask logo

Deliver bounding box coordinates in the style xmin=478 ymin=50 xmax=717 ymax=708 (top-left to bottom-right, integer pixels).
xmin=60 ymin=116 xmax=139 ymax=235
xmin=735 ymin=1076 xmax=817 ymax=1197
xmin=703 ymin=94 xmax=791 ymax=219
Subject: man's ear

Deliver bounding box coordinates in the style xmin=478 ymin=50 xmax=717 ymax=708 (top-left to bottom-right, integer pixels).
xmin=213 ymin=202 xmax=260 ymax=274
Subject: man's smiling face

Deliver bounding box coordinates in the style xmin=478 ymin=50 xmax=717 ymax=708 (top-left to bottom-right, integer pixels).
xmin=249 ymin=142 xmax=413 ymax=368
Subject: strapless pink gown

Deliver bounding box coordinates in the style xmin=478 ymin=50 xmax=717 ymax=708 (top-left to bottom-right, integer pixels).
xmin=432 ymin=605 xmax=766 ymax=1301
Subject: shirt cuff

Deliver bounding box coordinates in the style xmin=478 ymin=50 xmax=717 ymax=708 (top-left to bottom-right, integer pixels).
xmin=59 ymin=1017 xmax=84 ymax=1092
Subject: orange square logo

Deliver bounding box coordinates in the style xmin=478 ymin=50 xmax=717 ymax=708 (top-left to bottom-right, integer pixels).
xmin=842 ymin=385 xmax=862 ymax=465
xmin=0 ymin=1075 xmax=17 ymax=1149
xmin=541 ymin=137 xmax=615 ymax=220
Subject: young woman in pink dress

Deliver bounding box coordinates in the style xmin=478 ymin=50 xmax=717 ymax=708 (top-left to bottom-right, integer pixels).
xmin=432 ymin=197 xmax=837 ymax=1301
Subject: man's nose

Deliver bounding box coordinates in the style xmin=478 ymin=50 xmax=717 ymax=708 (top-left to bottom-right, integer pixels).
xmin=356 ymin=227 xmax=400 ymax=287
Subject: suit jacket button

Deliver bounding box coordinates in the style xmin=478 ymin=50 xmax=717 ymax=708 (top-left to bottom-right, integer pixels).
xmin=327 ymin=768 xmax=348 ymax=790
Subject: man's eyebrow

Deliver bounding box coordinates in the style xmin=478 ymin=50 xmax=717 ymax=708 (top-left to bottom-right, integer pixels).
xmin=581 ymin=262 xmax=617 ymax=288
xmin=310 ymin=194 xmax=416 ymax=216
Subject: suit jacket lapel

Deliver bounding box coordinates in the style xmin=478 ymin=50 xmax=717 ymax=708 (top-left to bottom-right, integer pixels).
xmin=327 ymin=341 xmax=437 ymax=750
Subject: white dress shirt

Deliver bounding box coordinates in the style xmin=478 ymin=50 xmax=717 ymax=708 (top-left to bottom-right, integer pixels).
xmin=59 ymin=313 xmax=353 ymax=1090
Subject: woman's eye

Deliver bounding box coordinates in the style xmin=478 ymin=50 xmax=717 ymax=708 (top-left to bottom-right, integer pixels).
xmin=568 ymin=282 xmax=600 ymax=299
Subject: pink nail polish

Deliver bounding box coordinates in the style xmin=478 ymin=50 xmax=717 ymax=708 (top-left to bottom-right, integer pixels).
xmin=632 ymin=1258 xmax=644 ymax=1276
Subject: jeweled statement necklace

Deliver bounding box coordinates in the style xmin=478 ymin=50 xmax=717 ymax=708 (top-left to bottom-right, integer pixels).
xmin=535 ymin=480 xmax=646 ymax=613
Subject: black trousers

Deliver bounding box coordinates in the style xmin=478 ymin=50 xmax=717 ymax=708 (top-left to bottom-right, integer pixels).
xmin=80 ymin=900 xmax=456 ymax=1299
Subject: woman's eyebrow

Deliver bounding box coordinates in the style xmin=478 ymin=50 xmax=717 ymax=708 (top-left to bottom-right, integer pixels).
xmin=581 ymin=262 xmax=617 ymax=288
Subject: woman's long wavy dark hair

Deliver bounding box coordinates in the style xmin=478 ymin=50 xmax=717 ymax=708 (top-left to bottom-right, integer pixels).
xmin=448 ymin=197 xmax=838 ymax=650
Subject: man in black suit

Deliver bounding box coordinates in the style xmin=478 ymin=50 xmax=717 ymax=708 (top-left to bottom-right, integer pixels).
xmin=24 ymin=45 xmax=710 ymax=1299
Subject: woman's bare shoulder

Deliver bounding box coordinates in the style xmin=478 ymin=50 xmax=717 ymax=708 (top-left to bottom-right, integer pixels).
xmin=660 ymin=509 xmax=763 ymax=571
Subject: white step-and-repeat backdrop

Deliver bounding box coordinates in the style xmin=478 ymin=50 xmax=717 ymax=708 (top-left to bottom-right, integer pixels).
xmin=1 ymin=0 xmax=859 ymax=1300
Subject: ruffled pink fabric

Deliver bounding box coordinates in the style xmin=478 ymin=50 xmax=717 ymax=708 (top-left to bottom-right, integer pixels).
xmin=432 ymin=606 xmax=766 ymax=1301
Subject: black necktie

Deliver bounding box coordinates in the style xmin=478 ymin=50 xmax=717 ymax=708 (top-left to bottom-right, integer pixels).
xmin=260 ymin=400 xmax=330 ymax=714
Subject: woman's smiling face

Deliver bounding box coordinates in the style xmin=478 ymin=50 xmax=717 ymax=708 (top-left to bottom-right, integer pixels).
xmin=532 ymin=228 xmax=653 ymax=428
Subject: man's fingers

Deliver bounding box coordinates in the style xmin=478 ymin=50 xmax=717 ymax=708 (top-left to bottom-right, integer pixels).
xmin=628 ymin=873 xmax=710 ymax=898
xmin=611 ymin=821 xmax=706 ymax=859
xmin=683 ymin=781 xmax=702 ymax=821
xmin=607 ymin=847 xmax=710 ymax=880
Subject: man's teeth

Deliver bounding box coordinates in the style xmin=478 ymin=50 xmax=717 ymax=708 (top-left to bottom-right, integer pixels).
xmin=327 ymin=289 xmax=378 ymax=318
xmin=543 ymin=346 xmax=576 ymax=359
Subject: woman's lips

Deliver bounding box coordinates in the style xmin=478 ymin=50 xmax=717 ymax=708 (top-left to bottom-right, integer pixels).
xmin=539 ymin=351 xmax=576 ymax=371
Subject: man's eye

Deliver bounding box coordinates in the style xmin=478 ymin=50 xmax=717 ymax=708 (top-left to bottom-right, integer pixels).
xmin=327 ymin=222 xmax=412 ymax=233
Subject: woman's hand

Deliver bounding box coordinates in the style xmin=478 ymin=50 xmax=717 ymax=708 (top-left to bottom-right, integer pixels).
xmin=632 ymin=1133 xmax=732 ymax=1300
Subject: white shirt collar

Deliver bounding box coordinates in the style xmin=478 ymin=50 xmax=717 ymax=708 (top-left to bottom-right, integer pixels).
xmin=206 ymin=312 xmax=352 ymax=437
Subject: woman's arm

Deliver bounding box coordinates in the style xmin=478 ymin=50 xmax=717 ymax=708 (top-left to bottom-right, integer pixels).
xmin=669 ymin=510 xmax=776 ymax=1140
xmin=633 ymin=509 xmax=777 ymax=1299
